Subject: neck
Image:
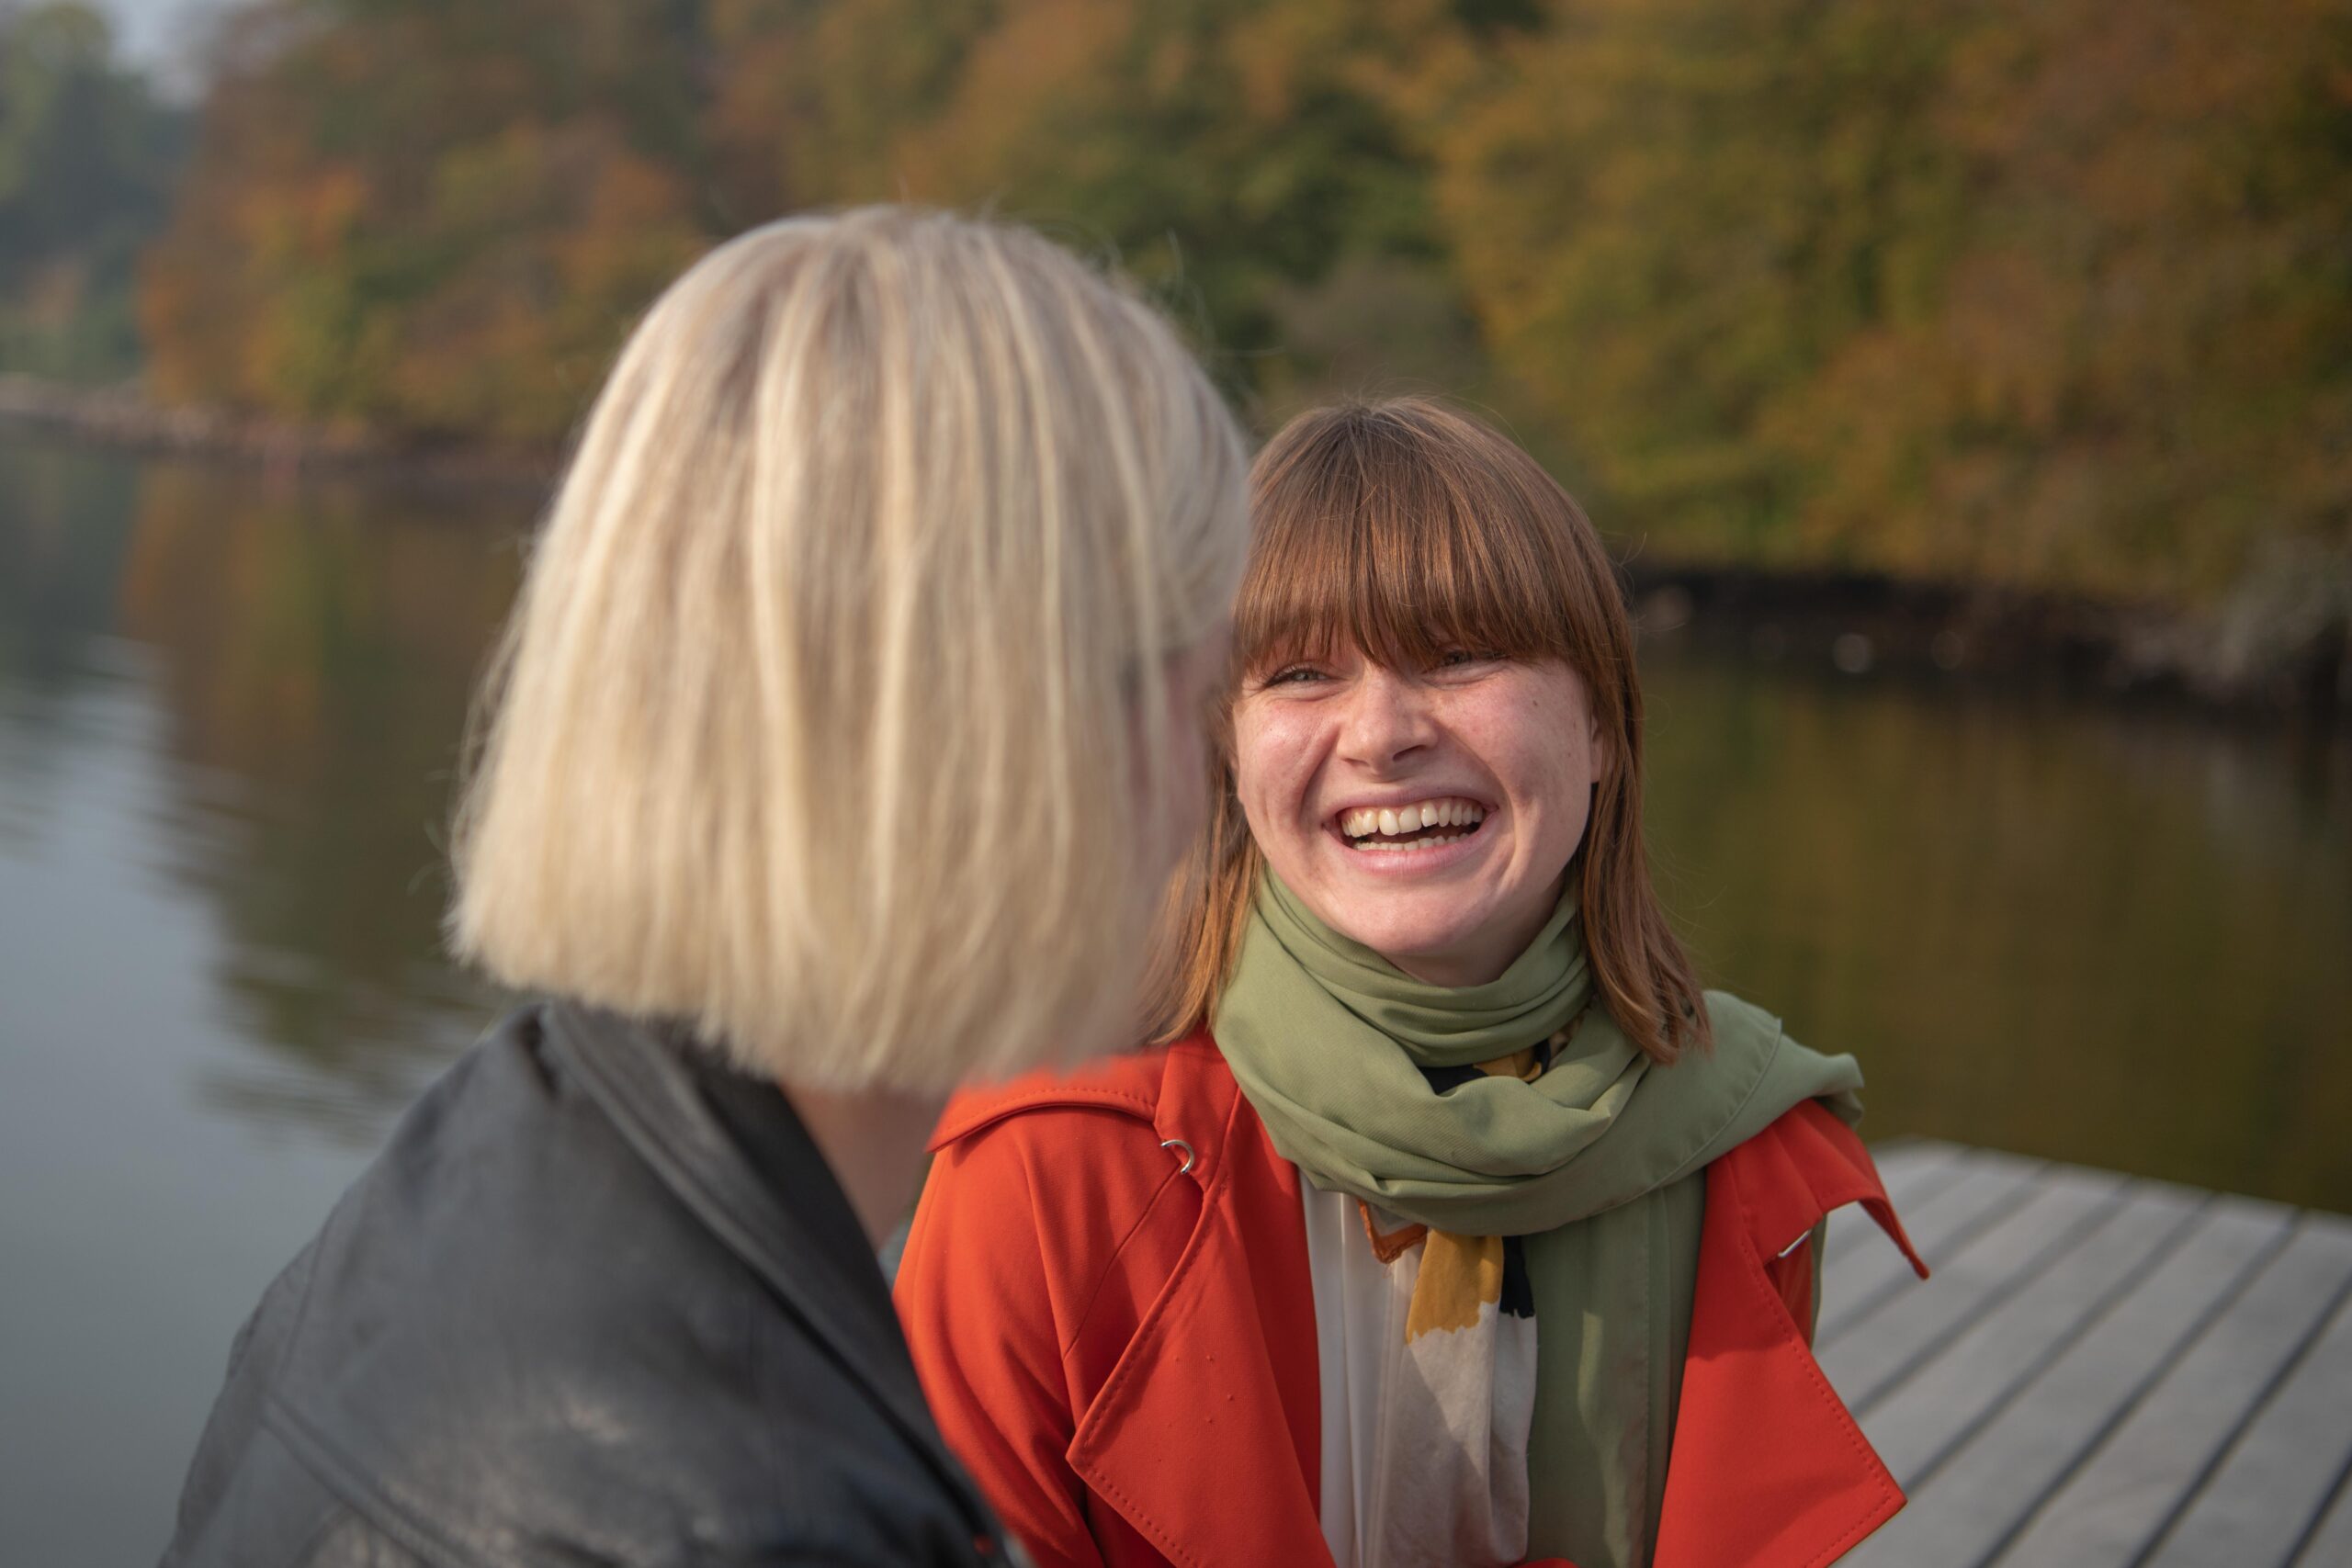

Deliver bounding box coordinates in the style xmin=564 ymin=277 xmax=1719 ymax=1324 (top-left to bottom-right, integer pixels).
xmin=1381 ymin=872 xmax=1573 ymax=989
xmin=781 ymin=1080 xmax=946 ymax=1248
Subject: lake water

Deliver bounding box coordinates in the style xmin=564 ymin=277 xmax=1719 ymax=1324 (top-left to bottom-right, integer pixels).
xmin=3 ymin=434 xmax=2348 ymax=1562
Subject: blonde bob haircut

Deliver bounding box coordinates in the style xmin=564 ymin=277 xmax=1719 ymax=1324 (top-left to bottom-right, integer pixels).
xmin=451 ymin=208 xmax=1250 ymax=1092
xmin=1150 ymin=398 xmax=1709 ymax=1063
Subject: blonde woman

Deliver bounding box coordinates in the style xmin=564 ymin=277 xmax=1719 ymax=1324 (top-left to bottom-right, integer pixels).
xmin=161 ymin=209 xmax=1248 ymax=1568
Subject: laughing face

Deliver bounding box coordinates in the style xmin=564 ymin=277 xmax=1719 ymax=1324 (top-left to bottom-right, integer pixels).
xmin=1232 ymin=644 xmax=1605 ymax=987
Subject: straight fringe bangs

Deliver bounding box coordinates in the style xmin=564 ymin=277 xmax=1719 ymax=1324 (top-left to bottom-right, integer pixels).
xmin=1147 ymin=399 xmax=1710 ymax=1064
xmin=1236 ymin=409 xmax=1581 ymax=681
xmin=451 ymin=208 xmax=1249 ymax=1092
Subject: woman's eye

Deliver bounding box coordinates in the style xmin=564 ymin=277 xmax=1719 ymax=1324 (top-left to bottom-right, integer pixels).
xmin=1264 ymin=665 xmax=1325 ymax=687
xmin=1436 ymin=649 xmax=1498 ymax=670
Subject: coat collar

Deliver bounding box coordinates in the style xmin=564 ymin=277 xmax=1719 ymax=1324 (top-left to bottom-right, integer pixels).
xmin=1654 ymin=1100 xmax=1928 ymax=1568
xmin=1059 ymin=1038 xmax=1334 ymax=1568
xmin=934 ymin=1039 xmax=1334 ymax=1568
xmin=543 ymin=1003 xmax=1000 ymax=1542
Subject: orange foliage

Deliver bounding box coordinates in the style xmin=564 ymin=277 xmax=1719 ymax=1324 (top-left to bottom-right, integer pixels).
xmin=135 ymin=0 xmax=2352 ymax=600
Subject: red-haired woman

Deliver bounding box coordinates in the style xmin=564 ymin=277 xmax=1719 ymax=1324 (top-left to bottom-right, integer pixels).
xmin=895 ymin=400 xmax=1926 ymax=1568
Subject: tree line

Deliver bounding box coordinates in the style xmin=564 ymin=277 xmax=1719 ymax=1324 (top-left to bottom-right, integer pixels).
xmin=0 ymin=2 xmax=185 ymax=378
xmin=16 ymin=0 xmax=2352 ymax=604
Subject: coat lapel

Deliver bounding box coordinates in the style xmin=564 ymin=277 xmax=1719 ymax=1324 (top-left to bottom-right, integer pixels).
xmin=1066 ymin=1042 xmax=1333 ymax=1568
xmin=1653 ymin=1100 xmax=1927 ymax=1568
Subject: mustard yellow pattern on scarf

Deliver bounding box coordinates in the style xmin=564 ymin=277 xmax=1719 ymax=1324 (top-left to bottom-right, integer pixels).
xmin=1400 ymin=1043 xmax=1552 ymax=1341
xmin=1406 ymin=1233 xmax=1506 ymax=1339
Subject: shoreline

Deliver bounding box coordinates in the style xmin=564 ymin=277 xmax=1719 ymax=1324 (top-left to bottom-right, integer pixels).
xmin=0 ymin=372 xmax=558 ymax=491
xmin=1623 ymin=567 xmax=2350 ymax=729
xmin=7 ymin=373 xmax=2346 ymax=728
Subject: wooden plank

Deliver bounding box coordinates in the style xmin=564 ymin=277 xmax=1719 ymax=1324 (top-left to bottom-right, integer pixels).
xmin=1860 ymin=1182 xmax=2205 ymax=1487
xmin=2292 ymin=1462 xmax=2352 ymax=1567
xmin=2145 ymin=1214 xmax=2352 ymax=1566
xmin=1843 ymin=1197 xmax=2293 ymax=1568
xmin=1824 ymin=1139 xmax=1969 ymax=1324
xmin=1871 ymin=1139 xmax=1973 ymax=1213
xmin=1992 ymin=1213 xmax=2352 ymax=1568
xmin=1820 ymin=1151 xmax=2048 ymax=1347
xmin=1821 ymin=1165 xmax=2127 ymax=1414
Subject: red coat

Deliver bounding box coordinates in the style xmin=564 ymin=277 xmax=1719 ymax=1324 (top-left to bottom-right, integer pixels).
xmin=896 ymin=1032 xmax=1927 ymax=1568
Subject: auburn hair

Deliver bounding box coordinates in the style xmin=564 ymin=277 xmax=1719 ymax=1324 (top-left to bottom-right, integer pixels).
xmin=1146 ymin=398 xmax=1709 ymax=1062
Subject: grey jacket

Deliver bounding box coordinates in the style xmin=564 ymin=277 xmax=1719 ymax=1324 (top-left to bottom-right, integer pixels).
xmin=162 ymin=1002 xmax=1007 ymax=1566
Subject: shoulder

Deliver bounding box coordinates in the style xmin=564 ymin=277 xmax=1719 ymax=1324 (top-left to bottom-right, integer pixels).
xmin=194 ymin=1008 xmax=953 ymax=1564
xmin=904 ymin=1037 xmax=1229 ymax=1335
xmin=921 ymin=1035 xmax=1223 ymax=1207
xmin=1700 ymin=987 xmax=1786 ymax=1050
xmin=928 ymin=1036 xmax=1201 ymax=1147
xmin=924 ymin=1032 xmax=1241 ymax=1177
xmin=1693 ymin=987 xmax=1867 ymax=1139
xmin=917 ymin=1034 xmax=1250 ymax=1213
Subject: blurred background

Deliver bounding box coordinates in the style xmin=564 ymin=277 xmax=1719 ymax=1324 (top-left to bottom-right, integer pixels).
xmin=1 ymin=0 xmax=2347 ymax=1561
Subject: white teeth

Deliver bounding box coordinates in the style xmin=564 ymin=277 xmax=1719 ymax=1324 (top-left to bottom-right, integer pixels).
xmin=1338 ymin=798 xmax=1487 ymax=843
xmin=1358 ymin=832 xmax=1464 ymax=852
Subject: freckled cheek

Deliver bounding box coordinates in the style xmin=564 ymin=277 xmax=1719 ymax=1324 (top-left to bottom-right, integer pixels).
xmin=1460 ymin=716 xmax=1576 ymax=829
xmin=1233 ymin=714 xmax=1319 ymax=837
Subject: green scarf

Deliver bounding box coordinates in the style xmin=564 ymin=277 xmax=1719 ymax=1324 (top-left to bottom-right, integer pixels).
xmin=1214 ymin=870 xmax=1864 ymax=1568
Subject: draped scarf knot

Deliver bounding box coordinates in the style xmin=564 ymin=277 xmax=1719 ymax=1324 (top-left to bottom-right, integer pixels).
xmin=1214 ymin=869 xmax=1866 ymax=1567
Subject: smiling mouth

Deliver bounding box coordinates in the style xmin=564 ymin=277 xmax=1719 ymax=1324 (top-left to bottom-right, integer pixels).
xmin=1336 ymin=797 xmax=1487 ymax=853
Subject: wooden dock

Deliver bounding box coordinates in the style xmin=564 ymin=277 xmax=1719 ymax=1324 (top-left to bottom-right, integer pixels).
xmin=1826 ymin=1139 xmax=2352 ymax=1567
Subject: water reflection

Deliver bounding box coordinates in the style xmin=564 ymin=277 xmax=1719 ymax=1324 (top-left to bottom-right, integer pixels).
xmin=0 ymin=438 xmax=145 ymax=775
xmin=4 ymin=433 xmax=2350 ymax=1567
xmin=2 ymin=441 xmax=527 ymax=1143
xmin=119 ymin=467 xmax=532 ymax=1137
xmin=1641 ymin=649 xmax=2352 ymax=1211
xmin=2 ymin=434 xmax=2346 ymax=1192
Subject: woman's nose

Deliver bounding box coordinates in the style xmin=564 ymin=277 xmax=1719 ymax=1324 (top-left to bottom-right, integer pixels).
xmin=1336 ymin=666 xmax=1436 ymax=769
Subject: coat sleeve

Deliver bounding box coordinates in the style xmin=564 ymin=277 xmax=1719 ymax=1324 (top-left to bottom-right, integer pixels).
xmin=895 ymin=1127 xmax=1109 ymax=1568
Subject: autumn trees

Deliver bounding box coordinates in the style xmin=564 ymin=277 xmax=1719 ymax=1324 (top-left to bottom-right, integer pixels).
xmin=139 ymin=0 xmax=712 ymax=439
xmin=1440 ymin=0 xmax=2352 ymax=600
xmin=0 ymin=2 xmax=184 ymax=378
xmin=130 ymin=0 xmax=2352 ymax=604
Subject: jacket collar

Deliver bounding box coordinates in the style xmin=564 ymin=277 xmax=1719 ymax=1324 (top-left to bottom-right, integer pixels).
xmin=1655 ymin=1100 xmax=1928 ymax=1568
xmin=940 ymin=1039 xmax=1333 ymax=1568
xmin=1064 ymin=1040 xmax=1335 ymax=1568
xmin=543 ymin=1003 xmax=998 ymax=1540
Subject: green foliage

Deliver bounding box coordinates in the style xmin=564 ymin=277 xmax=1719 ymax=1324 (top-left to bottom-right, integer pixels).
xmin=132 ymin=0 xmax=2352 ymax=602
xmin=702 ymin=0 xmax=1451 ymax=394
xmin=145 ymin=0 xmax=1460 ymax=431
xmin=1438 ymin=0 xmax=2352 ymax=599
xmin=0 ymin=2 xmax=186 ymax=378
xmin=142 ymin=0 xmax=716 ymax=436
